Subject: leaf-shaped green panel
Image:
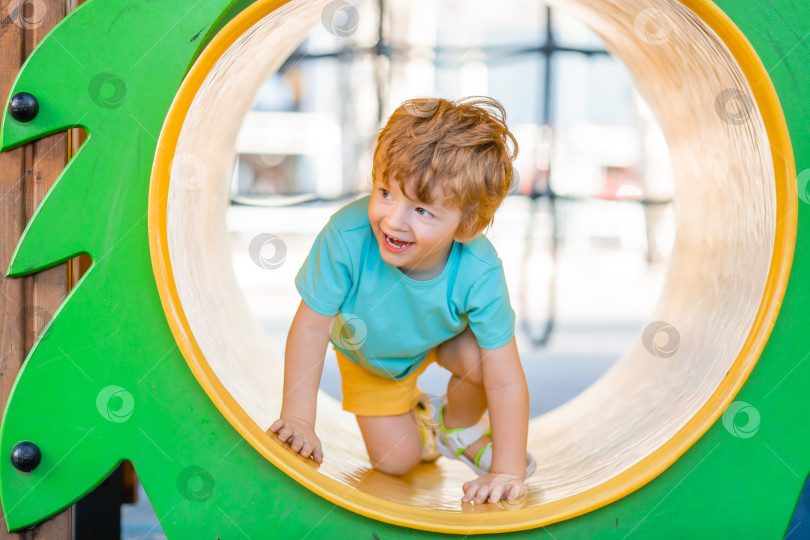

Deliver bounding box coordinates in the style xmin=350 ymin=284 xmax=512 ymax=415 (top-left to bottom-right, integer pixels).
xmin=0 ymin=0 xmax=247 ymax=530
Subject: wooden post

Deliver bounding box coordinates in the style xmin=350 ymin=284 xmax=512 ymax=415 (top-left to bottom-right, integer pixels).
xmin=1 ymin=1 xmax=82 ymax=538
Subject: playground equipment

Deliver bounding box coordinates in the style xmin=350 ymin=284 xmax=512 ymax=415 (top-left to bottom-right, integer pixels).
xmin=1 ymin=0 xmax=808 ymax=537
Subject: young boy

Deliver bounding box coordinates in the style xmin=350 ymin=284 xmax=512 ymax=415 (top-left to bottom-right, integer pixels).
xmin=269 ymin=96 xmax=535 ymax=504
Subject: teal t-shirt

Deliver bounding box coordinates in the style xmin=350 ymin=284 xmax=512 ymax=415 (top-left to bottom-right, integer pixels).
xmin=295 ymin=196 xmax=515 ymax=380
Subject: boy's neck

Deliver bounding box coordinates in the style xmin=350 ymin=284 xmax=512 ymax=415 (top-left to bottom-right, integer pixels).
xmin=399 ymin=242 xmax=455 ymax=281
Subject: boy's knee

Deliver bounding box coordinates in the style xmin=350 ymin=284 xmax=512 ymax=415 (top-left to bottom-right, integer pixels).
xmin=372 ymin=457 xmax=419 ymax=476
xmin=369 ymin=440 xmax=422 ymax=476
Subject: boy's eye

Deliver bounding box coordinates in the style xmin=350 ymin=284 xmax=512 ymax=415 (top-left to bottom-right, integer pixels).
xmin=381 ymin=188 xmax=391 ymax=199
xmin=415 ymin=207 xmax=432 ymax=217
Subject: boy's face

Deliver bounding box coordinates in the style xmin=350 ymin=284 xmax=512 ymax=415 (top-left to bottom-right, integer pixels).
xmin=368 ymin=179 xmax=463 ymax=278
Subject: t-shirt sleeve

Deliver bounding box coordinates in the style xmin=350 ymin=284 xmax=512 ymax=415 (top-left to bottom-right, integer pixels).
xmin=294 ymin=219 xmax=353 ymax=316
xmin=465 ymin=262 xmax=515 ymax=349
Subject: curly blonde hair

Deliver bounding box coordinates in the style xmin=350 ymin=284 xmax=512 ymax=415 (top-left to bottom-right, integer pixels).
xmin=372 ymin=96 xmax=518 ymax=240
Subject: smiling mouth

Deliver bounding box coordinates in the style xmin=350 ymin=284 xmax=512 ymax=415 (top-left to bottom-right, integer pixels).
xmin=383 ymin=233 xmax=413 ymax=251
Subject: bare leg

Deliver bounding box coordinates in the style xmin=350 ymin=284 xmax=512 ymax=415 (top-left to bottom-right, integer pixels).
xmin=445 ymin=374 xmax=487 ymax=428
xmin=356 ymin=412 xmax=423 ymax=476
xmin=436 ymin=326 xmax=491 ymax=461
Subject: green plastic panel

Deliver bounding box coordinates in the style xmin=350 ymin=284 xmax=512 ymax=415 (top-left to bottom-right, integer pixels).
xmin=1 ymin=0 xmax=809 ymax=537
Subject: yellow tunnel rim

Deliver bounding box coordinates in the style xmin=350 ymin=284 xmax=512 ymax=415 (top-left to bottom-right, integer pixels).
xmin=147 ymin=0 xmax=797 ymax=533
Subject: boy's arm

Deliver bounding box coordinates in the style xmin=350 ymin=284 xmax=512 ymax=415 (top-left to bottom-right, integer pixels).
xmin=483 ymin=337 xmax=529 ymax=476
xmin=268 ymin=300 xmax=333 ymax=463
xmin=462 ymin=337 xmax=530 ymax=503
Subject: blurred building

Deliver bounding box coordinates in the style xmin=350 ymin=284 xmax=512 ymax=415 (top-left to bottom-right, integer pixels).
xmin=230 ymin=0 xmax=674 ymax=265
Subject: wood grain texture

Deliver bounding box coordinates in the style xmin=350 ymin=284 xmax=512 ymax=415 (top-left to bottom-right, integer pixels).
xmin=1 ymin=0 xmax=82 ymax=538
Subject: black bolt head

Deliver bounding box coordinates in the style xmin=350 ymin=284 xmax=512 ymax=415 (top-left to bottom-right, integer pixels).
xmin=9 ymin=92 xmax=39 ymax=122
xmin=10 ymin=441 xmax=41 ymax=473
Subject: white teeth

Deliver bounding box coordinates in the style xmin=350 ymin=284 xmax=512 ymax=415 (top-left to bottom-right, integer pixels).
xmin=385 ymin=234 xmax=409 ymax=248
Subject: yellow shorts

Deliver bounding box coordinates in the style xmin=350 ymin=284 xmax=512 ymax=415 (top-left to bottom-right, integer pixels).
xmin=335 ymin=348 xmax=437 ymax=417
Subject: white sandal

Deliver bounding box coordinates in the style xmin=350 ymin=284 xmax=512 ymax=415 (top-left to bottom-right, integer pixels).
xmin=435 ymin=403 xmax=536 ymax=478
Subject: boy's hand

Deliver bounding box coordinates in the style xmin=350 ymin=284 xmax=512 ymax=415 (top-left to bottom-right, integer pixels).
xmin=268 ymin=416 xmax=323 ymax=464
xmin=462 ymin=473 xmax=525 ymax=504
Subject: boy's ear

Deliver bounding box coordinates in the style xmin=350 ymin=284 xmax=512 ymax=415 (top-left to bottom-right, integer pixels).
xmin=453 ymin=231 xmax=471 ymax=243
xmin=453 ymin=225 xmax=485 ymax=243
xmin=453 ymin=211 xmax=485 ymax=243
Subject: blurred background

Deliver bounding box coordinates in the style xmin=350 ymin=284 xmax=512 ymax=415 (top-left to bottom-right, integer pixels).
xmin=123 ymin=1 xmax=680 ymax=537
xmin=225 ymin=0 xmax=675 ymax=418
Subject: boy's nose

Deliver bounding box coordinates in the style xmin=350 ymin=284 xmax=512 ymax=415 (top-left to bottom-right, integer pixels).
xmin=386 ymin=204 xmax=409 ymax=231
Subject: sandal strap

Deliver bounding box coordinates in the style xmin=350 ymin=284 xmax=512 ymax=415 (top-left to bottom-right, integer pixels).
xmin=439 ymin=405 xmax=490 ymax=453
xmin=474 ymin=443 xmax=493 ymax=470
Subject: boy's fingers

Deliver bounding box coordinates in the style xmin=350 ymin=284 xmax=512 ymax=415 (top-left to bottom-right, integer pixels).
xmin=291 ymin=435 xmax=303 ymax=452
xmin=474 ymin=485 xmax=490 ymax=503
xmin=462 ymin=483 xmax=479 ymax=503
xmin=504 ymin=484 xmax=516 ymax=500
xmin=300 ymin=442 xmax=313 ymax=458
xmin=489 ymin=484 xmax=504 ymax=503
xmin=313 ymin=447 xmax=324 ymax=463
xmin=509 ymin=479 xmax=525 ymax=497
